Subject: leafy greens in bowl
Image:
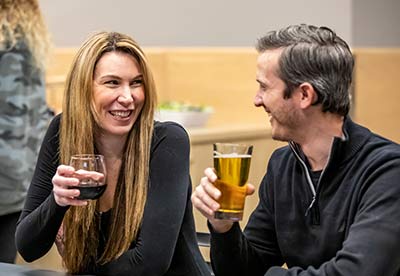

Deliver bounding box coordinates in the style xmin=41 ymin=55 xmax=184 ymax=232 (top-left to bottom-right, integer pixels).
xmin=156 ymin=101 xmax=213 ymax=128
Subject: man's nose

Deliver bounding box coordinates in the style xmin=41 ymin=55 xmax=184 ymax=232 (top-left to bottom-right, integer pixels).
xmin=254 ymin=91 xmax=263 ymax=107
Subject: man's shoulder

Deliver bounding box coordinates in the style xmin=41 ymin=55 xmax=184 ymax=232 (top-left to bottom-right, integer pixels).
xmin=270 ymin=144 xmax=292 ymax=160
xmin=362 ymin=129 xmax=400 ymax=160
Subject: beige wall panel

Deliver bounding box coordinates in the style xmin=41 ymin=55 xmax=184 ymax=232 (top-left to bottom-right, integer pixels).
xmin=353 ymin=49 xmax=400 ymax=142
xmin=162 ymin=48 xmax=265 ymax=126
xmin=145 ymin=49 xmax=168 ymax=102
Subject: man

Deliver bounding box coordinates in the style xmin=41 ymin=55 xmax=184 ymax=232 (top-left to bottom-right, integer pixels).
xmin=191 ymin=24 xmax=400 ymax=276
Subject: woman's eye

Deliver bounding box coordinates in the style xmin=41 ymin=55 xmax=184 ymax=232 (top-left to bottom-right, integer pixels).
xmin=105 ymin=80 xmax=119 ymax=86
xmin=131 ymin=79 xmax=143 ymax=87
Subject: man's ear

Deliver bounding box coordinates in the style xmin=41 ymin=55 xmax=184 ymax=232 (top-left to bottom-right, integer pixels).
xmin=298 ymin=82 xmax=318 ymax=109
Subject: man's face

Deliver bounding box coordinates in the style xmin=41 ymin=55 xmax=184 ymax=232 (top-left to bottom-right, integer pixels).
xmin=254 ymin=49 xmax=301 ymax=142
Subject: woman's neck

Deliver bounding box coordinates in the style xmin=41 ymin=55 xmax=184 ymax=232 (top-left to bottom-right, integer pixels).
xmin=95 ymin=133 xmax=127 ymax=159
xmin=95 ymin=133 xmax=127 ymax=212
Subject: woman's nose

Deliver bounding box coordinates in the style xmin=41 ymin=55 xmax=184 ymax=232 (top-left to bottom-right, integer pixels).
xmin=118 ymin=86 xmax=133 ymax=104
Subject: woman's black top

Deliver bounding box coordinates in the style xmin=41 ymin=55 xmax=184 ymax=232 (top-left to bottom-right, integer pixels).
xmin=16 ymin=114 xmax=210 ymax=276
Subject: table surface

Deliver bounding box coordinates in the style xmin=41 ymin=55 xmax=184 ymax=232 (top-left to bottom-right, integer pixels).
xmin=0 ymin=262 xmax=93 ymax=276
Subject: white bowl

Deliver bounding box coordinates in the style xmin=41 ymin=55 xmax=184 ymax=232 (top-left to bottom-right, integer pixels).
xmin=155 ymin=109 xmax=212 ymax=128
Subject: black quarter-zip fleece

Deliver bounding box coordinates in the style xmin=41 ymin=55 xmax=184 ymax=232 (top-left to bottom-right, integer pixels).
xmin=210 ymin=117 xmax=400 ymax=276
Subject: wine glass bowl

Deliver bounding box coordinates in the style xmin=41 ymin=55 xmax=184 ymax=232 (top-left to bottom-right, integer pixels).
xmin=69 ymin=154 xmax=107 ymax=200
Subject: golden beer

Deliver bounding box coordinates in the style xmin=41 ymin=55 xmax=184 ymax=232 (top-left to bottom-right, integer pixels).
xmin=213 ymin=143 xmax=252 ymax=221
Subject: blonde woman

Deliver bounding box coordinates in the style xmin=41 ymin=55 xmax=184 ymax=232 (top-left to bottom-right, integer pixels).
xmin=16 ymin=31 xmax=210 ymax=275
xmin=0 ymin=0 xmax=52 ymax=263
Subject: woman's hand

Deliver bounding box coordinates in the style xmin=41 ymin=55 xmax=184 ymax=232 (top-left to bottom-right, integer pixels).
xmin=191 ymin=168 xmax=255 ymax=233
xmin=52 ymin=165 xmax=88 ymax=207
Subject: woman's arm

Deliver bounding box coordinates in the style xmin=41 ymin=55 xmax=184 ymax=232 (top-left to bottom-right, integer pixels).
xmin=97 ymin=122 xmax=192 ymax=276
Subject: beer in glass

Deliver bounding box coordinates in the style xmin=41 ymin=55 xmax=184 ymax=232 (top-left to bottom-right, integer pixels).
xmin=213 ymin=143 xmax=252 ymax=221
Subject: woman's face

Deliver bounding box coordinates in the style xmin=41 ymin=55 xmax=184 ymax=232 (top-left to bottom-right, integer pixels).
xmin=92 ymin=51 xmax=145 ymax=138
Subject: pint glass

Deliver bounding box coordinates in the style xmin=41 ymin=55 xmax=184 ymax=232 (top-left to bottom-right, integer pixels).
xmin=213 ymin=143 xmax=253 ymax=221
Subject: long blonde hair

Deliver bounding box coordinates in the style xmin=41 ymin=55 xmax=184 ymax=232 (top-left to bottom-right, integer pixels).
xmin=60 ymin=31 xmax=157 ymax=273
xmin=0 ymin=0 xmax=50 ymax=70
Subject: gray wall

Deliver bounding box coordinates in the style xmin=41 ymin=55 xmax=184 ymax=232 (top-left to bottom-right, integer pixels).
xmin=39 ymin=0 xmax=400 ymax=48
xmin=39 ymin=0 xmax=353 ymax=47
xmin=353 ymin=0 xmax=400 ymax=47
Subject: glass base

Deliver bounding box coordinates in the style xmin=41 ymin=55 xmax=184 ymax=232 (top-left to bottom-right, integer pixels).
xmin=214 ymin=210 xmax=243 ymax=221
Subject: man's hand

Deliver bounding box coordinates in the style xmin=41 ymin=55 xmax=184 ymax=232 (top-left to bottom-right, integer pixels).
xmin=191 ymin=168 xmax=255 ymax=233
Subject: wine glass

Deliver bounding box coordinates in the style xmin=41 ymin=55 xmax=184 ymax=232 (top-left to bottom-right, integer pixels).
xmin=69 ymin=154 xmax=107 ymax=200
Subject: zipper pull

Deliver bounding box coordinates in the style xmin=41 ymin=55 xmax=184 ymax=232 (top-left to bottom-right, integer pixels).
xmin=305 ymin=196 xmax=316 ymax=217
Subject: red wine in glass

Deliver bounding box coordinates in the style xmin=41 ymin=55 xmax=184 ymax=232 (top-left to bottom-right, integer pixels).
xmin=69 ymin=154 xmax=107 ymax=200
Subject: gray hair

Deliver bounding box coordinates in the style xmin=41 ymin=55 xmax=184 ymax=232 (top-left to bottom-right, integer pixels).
xmin=256 ymin=24 xmax=354 ymax=116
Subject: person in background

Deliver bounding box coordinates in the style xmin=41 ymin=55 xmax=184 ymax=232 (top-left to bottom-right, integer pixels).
xmin=15 ymin=31 xmax=210 ymax=276
xmin=0 ymin=0 xmax=52 ymax=264
xmin=191 ymin=24 xmax=400 ymax=275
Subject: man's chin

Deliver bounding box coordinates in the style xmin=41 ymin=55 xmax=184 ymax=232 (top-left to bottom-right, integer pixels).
xmin=271 ymin=132 xmax=289 ymax=142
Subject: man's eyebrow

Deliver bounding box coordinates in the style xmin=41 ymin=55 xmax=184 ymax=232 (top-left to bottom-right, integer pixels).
xmin=256 ymin=79 xmax=267 ymax=86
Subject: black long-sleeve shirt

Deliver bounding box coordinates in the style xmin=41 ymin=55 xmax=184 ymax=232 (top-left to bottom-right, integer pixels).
xmin=16 ymin=114 xmax=210 ymax=276
xmin=210 ymin=117 xmax=400 ymax=275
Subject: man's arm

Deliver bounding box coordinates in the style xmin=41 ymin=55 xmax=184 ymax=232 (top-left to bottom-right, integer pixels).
xmin=209 ymin=173 xmax=284 ymax=276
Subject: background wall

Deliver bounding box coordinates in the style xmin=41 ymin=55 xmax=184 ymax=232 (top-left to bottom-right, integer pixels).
xmin=39 ymin=0 xmax=353 ymax=47
xmin=353 ymin=0 xmax=400 ymax=47
xmin=39 ymin=0 xmax=400 ymax=48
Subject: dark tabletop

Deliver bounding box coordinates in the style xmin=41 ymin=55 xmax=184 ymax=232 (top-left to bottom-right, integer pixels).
xmin=0 ymin=262 xmax=93 ymax=276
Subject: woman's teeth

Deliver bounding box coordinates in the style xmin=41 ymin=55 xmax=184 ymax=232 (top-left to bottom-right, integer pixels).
xmin=110 ymin=110 xmax=131 ymax=117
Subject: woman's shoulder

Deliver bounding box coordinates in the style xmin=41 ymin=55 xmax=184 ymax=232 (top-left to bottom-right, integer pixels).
xmin=50 ymin=113 xmax=62 ymax=128
xmin=151 ymin=121 xmax=190 ymax=150
xmin=153 ymin=121 xmax=189 ymax=139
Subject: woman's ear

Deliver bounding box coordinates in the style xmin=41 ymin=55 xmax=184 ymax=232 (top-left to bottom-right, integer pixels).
xmin=298 ymin=82 xmax=318 ymax=109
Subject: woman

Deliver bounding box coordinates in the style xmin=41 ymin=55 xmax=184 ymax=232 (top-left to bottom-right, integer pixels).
xmin=16 ymin=31 xmax=210 ymax=276
xmin=0 ymin=0 xmax=52 ymax=263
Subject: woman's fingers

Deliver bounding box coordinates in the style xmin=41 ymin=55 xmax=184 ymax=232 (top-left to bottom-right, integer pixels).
xmin=52 ymin=165 xmax=87 ymax=207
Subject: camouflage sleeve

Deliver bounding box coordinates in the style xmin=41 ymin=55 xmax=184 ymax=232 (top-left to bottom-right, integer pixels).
xmin=0 ymin=47 xmax=53 ymax=214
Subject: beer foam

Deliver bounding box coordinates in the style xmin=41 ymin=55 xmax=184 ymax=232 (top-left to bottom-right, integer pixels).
xmin=213 ymin=152 xmax=251 ymax=158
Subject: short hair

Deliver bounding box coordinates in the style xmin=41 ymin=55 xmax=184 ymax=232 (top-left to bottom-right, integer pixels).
xmin=256 ymin=24 xmax=354 ymax=116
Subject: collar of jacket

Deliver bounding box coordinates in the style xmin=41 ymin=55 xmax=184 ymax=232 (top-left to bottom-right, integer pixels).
xmin=289 ymin=116 xmax=371 ymax=173
xmin=287 ymin=116 xmax=371 ymax=220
